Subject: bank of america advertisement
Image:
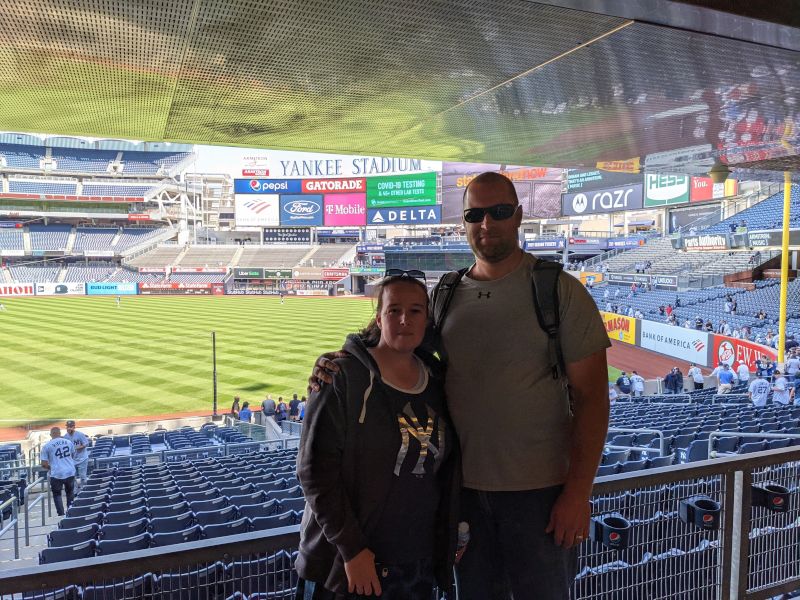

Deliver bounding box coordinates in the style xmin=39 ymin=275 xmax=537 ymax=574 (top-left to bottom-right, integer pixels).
xmin=234 ymin=195 xmax=280 ymax=227
xmin=441 ymin=163 xmax=562 ymax=223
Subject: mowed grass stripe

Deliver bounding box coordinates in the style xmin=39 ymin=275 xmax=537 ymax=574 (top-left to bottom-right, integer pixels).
xmin=0 ymin=296 xmax=374 ymax=422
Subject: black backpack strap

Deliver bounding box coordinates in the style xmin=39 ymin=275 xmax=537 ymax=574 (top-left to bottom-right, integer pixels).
xmin=431 ymin=268 xmax=468 ymax=333
xmin=530 ymin=259 xmax=565 ymax=381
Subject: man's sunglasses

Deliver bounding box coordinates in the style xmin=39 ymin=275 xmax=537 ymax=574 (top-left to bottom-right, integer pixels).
xmin=385 ymin=269 xmax=427 ymax=282
xmin=463 ymin=203 xmax=520 ymax=223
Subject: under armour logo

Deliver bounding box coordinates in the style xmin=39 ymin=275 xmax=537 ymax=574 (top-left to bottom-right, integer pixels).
xmin=477 ymin=291 xmax=492 ymax=299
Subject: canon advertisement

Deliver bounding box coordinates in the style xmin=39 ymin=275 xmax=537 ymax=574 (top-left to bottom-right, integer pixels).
xmin=139 ymin=283 xmax=224 ymax=295
xmin=0 ymin=283 xmax=35 ymax=297
xmin=561 ymin=184 xmax=643 ymax=217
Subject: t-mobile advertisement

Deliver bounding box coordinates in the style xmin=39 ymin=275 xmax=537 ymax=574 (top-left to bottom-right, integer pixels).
xmin=323 ymin=193 xmax=366 ymax=226
xmin=713 ymin=335 xmax=777 ymax=371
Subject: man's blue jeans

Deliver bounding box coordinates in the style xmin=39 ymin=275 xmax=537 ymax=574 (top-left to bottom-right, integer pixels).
xmin=457 ymin=486 xmax=578 ymax=600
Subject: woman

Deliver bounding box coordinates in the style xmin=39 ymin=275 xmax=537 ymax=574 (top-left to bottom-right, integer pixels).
xmin=296 ymin=273 xmax=459 ymax=599
xmin=230 ymin=396 xmax=241 ymax=419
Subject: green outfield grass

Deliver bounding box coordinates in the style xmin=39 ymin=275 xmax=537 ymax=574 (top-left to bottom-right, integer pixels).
xmin=1 ymin=295 xmax=623 ymax=424
xmin=1 ymin=295 xmax=375 ymax=424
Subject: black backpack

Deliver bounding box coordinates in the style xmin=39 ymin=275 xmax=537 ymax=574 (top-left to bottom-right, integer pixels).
xmin=431 ymin=259 xmax=565 ymax=380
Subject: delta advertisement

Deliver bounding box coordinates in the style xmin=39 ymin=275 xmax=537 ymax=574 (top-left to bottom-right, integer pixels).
xmin=600 ymin=312 xmax=637 ymax=345
xmin=0 ymin=283 xmax=35 ymax=297
xmin=367 ymin=206 xmax=441 ymax=226
xmin=713 ymin=335 xmax=777 ymax=371
xmin=139 ymin=283 xmax=224 ymax=295
xmin=441 ymin=162 xmax=563 ymax=223
xmin=34 ymin=282 xmax=85 ymax=296
xmin=639 ymin=320 xmax=712 ymax=366
xmin=85 ymin=282 xmax=138 ymax=296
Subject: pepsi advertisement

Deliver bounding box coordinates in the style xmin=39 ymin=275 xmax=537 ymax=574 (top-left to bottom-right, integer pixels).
xmin=234 ymin=179 xmax=303 ymax=194
xmin=280 ymin=195 xmax=324 ymax=226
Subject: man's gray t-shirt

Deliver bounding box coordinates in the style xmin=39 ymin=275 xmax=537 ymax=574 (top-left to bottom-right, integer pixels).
xmin=41 ymin=437 xmax=76 ymax=480
xmin=440 ymin=253 xmax=610 ymax=491
xmin=63 ymin=431 xmax=90 ymax=464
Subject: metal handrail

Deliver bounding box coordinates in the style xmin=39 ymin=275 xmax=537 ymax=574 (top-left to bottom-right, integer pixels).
xmin=707 ymin=430 xmax=800 ymax=459
xmin=23 ymin=476 xmax=47 ymax=546
xmin=0 ymin=495 xmax=19 ymax=560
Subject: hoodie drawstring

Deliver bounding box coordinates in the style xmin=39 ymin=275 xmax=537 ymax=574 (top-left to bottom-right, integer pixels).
xmin=358 ymin=370 xmax=374 ymax=424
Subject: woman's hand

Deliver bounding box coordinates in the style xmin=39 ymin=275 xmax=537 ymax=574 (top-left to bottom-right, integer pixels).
xmin=307 ymin=351 xmax=348 ymax=393
xmin=344 ymin=548 xmax=382 ymax=596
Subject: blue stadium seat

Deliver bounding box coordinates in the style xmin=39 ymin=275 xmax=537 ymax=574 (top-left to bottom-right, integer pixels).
xmin=100 ymin=517 xmax=149 ymax=541
xmin=178 ymin=481 xmax=214 ymax=494
xmin=767 ymin=439 xmax=791 ymax=450
xmin=195 ymin=506 xmax=238 ymax=527
xmin=183 ymin=489 xmax=220 ymax=504
xmin=147 ymin=492 xmax=185 ymax=507
xmin=150 ymin=512 xmax=194 ymax=534
xmin=265 ymin=486 xmax=303 ymax=501
xmin=202 ymin=517 xmax=251 ymax=539
xmin=619 ymin=460 xmax=647 ymax=473
xmin=59 ymin=512 xmax=104 ymax=530
xmin=190 ymin=496 xmax=228 ymax=513
xmin=104 ymin=506 xmax=149 ymax=525
xmin=146 ymin=485 xmax=181 ymax=498
xmin=157 ymin=562 xmax=225 ymax=600
xmin=218 ymin=483 xmax=256 ymax=497
xmin=714 ymin=436 xmax=739 ymax=454
xmin=149 ymin=501 xmax=191 ymax=519
xmin=152 ymin=524 xmax=204 ymax=547
xmin=739 ymin=441 xmax=766 ymax=454
xmin=602 ymin=450 xmax=629 ymax=464
xmin=254 ymin=480 xmax=286 ymax=494
xmin=96 ymin=532 xmax=152 ymax=556
xmin=107 ymin=496 xmax=147 ymax=512
xmin=250 ymin=511 xmax=294 ymax=532
xmin=227 ymin=491 xmax=268 ymax=508
xmin=678 ymin=440 xmax=709 ymax=464
xmin=48 ymin=523 xmax=99 ymax=548
xmin=646 ymin=455 xmax=676 ymax=469
xmin=40 ymin=540 xmax=95 ymax=564
xmin=82 ymin=573 xmax=155 ymax=600
xmin=70 ymin=494 xmax=109 ymax=508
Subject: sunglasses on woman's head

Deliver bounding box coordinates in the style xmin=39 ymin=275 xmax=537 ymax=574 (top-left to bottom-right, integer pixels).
xmin=384 ymin=269 xmax=427 ymax=282
xmin=463 ymin=203 xmax=519 ymax=223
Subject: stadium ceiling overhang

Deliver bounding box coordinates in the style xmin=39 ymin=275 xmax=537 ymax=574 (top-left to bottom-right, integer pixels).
xmin=1 ymin=0 xmax=799 ymax=181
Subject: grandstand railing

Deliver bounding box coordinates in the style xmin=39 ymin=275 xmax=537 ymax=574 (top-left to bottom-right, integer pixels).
xmin=22 ymin=476 xmax=48 ymax=546
xmin=607 ymin=427 xmax=667 ymax=455
xmin=1 ymin=447 xmax=799 ymax=598
xmin=707 ymin=430 xmax=800 ymax=458
xmin=0 ymin=496 xmax=20 ymax=560
xmin=280 ymin=421 xmax=303 ymax=437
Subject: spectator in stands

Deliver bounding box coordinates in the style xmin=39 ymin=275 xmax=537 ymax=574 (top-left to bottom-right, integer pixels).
xmin=683 ymin=318 xmax=692 ymax=328
xmin=261 ymin=394 xmax=276 ymax=421
xmin=785 ymin=350 xmax=800 ymax=382
xmin=756 ymin=356 xmax=772 ymax=379
xmin=635 ymin=309 xmax=644 ymax=319
xmin=605 ymin=302 xmax=612 ymax=312
xmin=40 ymin=427 xmax=76 ymax=517
xmin=608 ymin=382 xmax=618 ymax=405
xmin=230 ymin=396 xmax=240 ymax=419
xmin=687 ymin=364 xmax=705 ymax=391
xmin=289 ymin=393 xmax=301 ymax=421
xmin=718 ymin=364 xmax=735 ymax=394
xmin=736 ymin=361 xmax=751 ymax=384
xmin=704 ymin=320 xmax=714 ymax=332
xmin=616 ymin=371 xmax=632 ymax=395
xmin=275 ymin=397 xmax=288 ymax=422
xmin=674 ymin=367 xmax=684 ymax=393
xmin=720 ymin=321 xmax=732 ymax=336
xmin=614 ymin=287 xmax=620 ymax=299
xmin=630 ymin=371 xmax=645 ymax=397
xmin=665 ymin=304 xmax=673 ymax=318
xmin=786 ymin=336 xmax=799 ymax=352
xmin=724 ymin=299 xmax=732 ymax=313
xmin=239 ymin=401 xmax=252 ymax=423
xmin=748 ymin=374 xmax=771 ymax=408
xmin=296 ymin=274 xmax=458 ymax=599
xmin=658 ymin=305 xmax=665 ymax=316
xmin=63 ymin=420 xmax=90 ymax=489
xmin=663 ymin=368 xmax=678 ymax=394
xmin=298 ymin=396 xmax=307 ymax=421
xmin=667 ymin=313 xmax=678 ymax=326
xmin=772 ymin=371 xmax=791 ymax=406
xmin=309 ymin=172 xmax=611 ymax=599
xmin=764 ymin=331 xmax=776 ymax=348
xmin=731 ymin=299 xmax=738 ymax=315
xmin=626 ymin=306 xmax=635 ymax=317
xmin=732 ymin=327 xmax=742 ymax=339
xmin=756 ymin=309 xmax=767 ymax=320
xmin=695 ymin=315 xmax=704 ymax=330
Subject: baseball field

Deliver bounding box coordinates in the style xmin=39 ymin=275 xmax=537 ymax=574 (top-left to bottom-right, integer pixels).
xmin=1 ymin=295 xmax=623 ymax=426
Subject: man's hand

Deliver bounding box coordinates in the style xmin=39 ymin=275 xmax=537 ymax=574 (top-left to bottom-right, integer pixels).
xmin=545 ymin=488 xmax=591 ymax=548
xmin=307 ymin=351 xmax=348 ymax=393
xmin=344 ymin=548 xmax=382 ymax=596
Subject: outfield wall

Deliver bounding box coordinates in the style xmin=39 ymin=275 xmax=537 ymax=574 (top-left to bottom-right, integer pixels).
xmin=600 ymin=310 xmax=776 ymax=368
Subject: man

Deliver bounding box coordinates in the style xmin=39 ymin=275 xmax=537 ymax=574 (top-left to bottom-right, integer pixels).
xmin=748 ymin=373 xmax=771 ymax=408
xmin=288 ymin=393 xmax=301 ymax=422
xmin=663 ymin=368 xmax=677 ymax=394
xmin=311 ymin=172 xmax=610 ymax=599
xmin=717 ymin=363 xmax=735 ymax=394
xmin=40 ymin=427 xmax=76 ymax=517
xmin=736 ymin=361 xmax=751 ymax=385
xmin=63 ymin=420 xmax=90 ymax=489
xmin=687 ymin=363 xmax=705 ymax=391
xmin=238 ymin=401 xmax=253 ymax=423
xmin=786 ymin=351 xmax=800 ymax=382
xmin=261 ymin=394 xmax=276 ymax=421
xmin=630 ymin=371 xmax=645 ymax=397
xmin=616 ymin=371 xmax=632 ymax=395
xmin=772 ymin=370 xmax=790 ymax=406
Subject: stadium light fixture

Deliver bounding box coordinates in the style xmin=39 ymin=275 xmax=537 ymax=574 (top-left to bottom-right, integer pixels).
xmin=708 ymin=161 xmax=731 ymax=184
